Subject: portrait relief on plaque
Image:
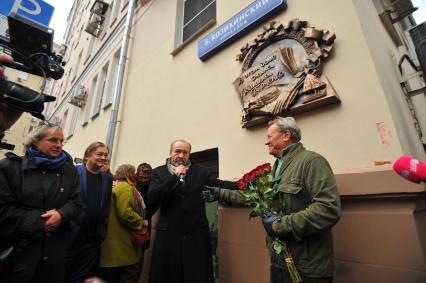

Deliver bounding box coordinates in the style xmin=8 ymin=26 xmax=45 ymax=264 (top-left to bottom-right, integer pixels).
xmin=234 ymin=19 xmax=340 ymax=128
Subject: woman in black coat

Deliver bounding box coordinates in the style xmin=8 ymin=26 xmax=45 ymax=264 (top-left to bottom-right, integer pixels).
xmin=148 ymin=140 xmax=234 ymax=283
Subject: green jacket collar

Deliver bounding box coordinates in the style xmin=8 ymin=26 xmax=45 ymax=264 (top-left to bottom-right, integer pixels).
xmin=273 ymin=143 xmax=305 ymax=178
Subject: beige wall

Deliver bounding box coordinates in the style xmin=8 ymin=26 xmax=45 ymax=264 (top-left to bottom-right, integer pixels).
xmin=54 ymin=0 xmax=424 ymax=176
xmin=107 ymin=0 xmax=419 ymax=178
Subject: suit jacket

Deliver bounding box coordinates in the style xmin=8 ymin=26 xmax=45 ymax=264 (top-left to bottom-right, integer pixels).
xmin=70 ymin=165 xmax=112 ymax=244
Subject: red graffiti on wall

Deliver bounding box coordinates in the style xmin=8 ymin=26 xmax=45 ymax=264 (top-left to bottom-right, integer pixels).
xmin=376 ymin=122 xmax=393 ymax=148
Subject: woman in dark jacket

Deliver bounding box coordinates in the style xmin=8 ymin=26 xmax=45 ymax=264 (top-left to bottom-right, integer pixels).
xmin=0 ymin=125 xmax=80 ymax=283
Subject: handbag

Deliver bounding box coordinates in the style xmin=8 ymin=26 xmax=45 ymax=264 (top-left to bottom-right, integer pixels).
xmin=130 ymin=225 xmax=150 ymax=248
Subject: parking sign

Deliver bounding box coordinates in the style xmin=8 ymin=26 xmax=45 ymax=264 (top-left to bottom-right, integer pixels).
xmin=0 ymin=0 xmax=54 ymax=26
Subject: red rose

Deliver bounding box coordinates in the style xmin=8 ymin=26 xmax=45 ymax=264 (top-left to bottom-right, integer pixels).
xmin=262 ymin=163 xmax=271 ymax=173
xmin=243 ymin=173 xmax=251 ymax=183
xmin=248 ymin=171 xmax=257 ymax=181
xmin=236 ymin=179 xmax=246 ymax=190
xmin=255 ymin=165 xmax=263 ymax=175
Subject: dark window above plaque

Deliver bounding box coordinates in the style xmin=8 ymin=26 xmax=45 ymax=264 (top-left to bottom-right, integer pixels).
xmin=172 ymin=0 xmax=216 ymax=55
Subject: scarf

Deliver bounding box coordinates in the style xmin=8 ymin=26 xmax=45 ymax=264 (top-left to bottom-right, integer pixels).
xmin=26 ymin=146 xmax=67 ymax=169
xmin=166 ymin=158 xmax=191 ymax=176
xmin=131 ymin=184 xmax=146 ymax=217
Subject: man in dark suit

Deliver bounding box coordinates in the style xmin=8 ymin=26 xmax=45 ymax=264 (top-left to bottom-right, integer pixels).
xmin=66 ymin=142 xmax=112 ymax=283
xmin=148 ymin=140 xmax=235 ymax=283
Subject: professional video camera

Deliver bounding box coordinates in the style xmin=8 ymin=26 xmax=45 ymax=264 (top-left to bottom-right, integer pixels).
xmin=0 ymin=12 xmax=64 ymax=149
xmin=0 ymin=12 xmax=64 ymax=120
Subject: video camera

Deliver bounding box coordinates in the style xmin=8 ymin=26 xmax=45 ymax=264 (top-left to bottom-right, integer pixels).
xmin=0 ymin=12 xmax=64 ymax=121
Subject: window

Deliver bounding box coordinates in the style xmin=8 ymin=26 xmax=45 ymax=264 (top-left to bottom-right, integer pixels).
xmin=172 ymin=0 xmax=216 ymax=54
xmin=101 ymin=4 xmax=112 ymax=39
xmin=92 ymin=63 xmax=109 ymax=118
xmin=63 ymin=69 xmax=72 ymax=96
xmin=61 ymin=109 xmax=69 ymax=132
xmin=104 ymin=49 xmax=120 ymax=108
xmin=67 ymin=107 xmax=80 ymax=139
xmin=85 ymin=36 xmax=95 ymax=63
xmin=83 ymin=76 xmax=98 ymax=125
xmin=73 ymin=51 xmax=83 ymax=82
xmin=110 ymin=0 xmax=121 ymax=26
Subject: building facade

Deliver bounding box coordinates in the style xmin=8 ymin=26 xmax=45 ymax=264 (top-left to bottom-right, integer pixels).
xmin=48 ymin=0 xmax=425 ymax=282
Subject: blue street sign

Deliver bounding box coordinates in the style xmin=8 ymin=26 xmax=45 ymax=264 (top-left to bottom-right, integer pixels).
xmin=0 ymin=0 xmax=54 ymax=26
xmin=198 ymin=0 xmax=287 ymax=61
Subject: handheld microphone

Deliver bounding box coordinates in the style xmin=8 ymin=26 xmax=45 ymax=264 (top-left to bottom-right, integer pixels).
xmin=393 ymin=156 xmax=426 ymax=184
xmin=178 ymin=161 xmax=186 ymax=183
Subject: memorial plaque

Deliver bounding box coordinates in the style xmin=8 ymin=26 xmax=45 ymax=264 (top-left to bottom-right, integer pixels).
xmin=234 ymin=19 xmax=340 ymax=128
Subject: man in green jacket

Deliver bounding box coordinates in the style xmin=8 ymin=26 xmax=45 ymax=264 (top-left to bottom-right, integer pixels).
xmin=205 ymin=116 xmax=341 ymax=283
xmin=261 ymin=116 xmax=341 ymax=283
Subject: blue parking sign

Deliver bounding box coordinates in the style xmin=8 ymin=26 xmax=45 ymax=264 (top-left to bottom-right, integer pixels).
xmin=0 ymin=0 xmax=54 ymax=26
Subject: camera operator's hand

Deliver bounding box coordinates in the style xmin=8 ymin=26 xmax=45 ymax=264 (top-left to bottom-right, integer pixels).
xmin=0 ymin=54 xmax=23 ymax=133
xmin=0 ymin=54 xmax=13 ymax=77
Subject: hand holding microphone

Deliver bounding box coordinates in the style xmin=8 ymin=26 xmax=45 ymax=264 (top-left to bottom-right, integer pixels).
xmin=176 ymin=161 xmax=188 ymax=183
xmin=393 ymin=156 xmax=426 ymax=183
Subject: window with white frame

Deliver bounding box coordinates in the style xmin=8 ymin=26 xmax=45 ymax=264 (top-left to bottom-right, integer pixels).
xmin=67 ymin=107 xmax=80 ymax=139
xmin=73 ymin=51 xmax=83 ymax=81
xmin=104 ymin=49 xmax=120 ymax=108
xmin=172 ymin=0 xmax=216 ymax=53
xmin=83 ymin=76 xmax=98 ymax=125
xmin=63 ymin=69 xmax=72 ymax=96
xmin=85 ymin=35 xmax=95 ymax=63
xmin=110 ymin=0 xmax=121 ymax=26
xmin=92 ymin=63 xmax=109 ymax=118
xmin=61 ymin=109 xmax=69 ymax=132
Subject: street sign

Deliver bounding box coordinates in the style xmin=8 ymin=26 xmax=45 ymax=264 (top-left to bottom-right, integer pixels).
xmin=0 ymin=0 xmax=54 ymax=26
xmin=198 ymin=0 xmax=287 ymax=61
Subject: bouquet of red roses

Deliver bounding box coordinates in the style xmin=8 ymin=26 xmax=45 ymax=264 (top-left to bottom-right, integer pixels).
xmin=237 ymin=163 xmax=302 ymax=283
xmin=236 ymin=163 xmax=283 ymax=218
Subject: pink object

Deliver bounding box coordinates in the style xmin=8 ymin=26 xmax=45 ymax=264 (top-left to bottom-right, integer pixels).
xmin=393 ymin=156 xmax=426 ymax=184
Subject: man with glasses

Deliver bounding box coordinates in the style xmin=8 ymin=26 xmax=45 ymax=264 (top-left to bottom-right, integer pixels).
xmin=0 ymin=125 xmax=80 ymax=282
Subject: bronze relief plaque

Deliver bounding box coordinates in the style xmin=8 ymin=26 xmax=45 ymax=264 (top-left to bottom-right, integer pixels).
xmin=234 ymin=19 xmax=340 ymax=128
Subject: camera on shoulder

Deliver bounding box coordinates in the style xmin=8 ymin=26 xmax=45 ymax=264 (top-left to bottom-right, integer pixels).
xmin=0 ymin=12 xmax=64 ymax=121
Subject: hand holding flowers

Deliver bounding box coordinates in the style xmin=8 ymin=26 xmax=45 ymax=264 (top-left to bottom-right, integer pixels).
xmin=237 ymin=163 xmax=302 ymax=283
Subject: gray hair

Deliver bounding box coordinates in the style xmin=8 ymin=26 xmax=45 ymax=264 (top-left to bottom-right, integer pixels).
xmin=269 ymin=117 xmax=302 ymax=142
xmin=170 ymin=139 xmax=192 ymax=153
xmin=23 ymin=125 xmax=63 ymax=149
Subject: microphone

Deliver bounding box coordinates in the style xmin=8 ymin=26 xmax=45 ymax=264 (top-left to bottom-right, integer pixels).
xmin=178 ymin=161 xmax=186 ymax=183
xmin=393 ymin=156 xmax=426 ymax=184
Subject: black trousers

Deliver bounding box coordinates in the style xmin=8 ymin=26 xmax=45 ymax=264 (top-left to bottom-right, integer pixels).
xmin=270 ymin=265 xmax=333 ymax=283
xmin=65 ymin=241 xmax=100 ymax=283
xmin=1 ymin=242 xmax=66 ymax=283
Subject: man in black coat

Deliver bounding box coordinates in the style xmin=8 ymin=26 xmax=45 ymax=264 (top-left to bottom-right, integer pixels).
xmin=0 ymin=125 xmax=80 ymax=283
xmin=148 ymin=140 xmax=235 ymax=283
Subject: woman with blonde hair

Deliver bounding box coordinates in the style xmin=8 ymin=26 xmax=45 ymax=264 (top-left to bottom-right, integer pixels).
xmin=99 ymin=164 xmax=147 ymax=283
